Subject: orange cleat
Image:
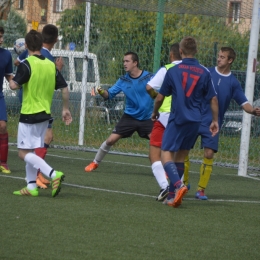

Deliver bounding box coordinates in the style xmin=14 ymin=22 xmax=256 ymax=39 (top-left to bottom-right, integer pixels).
xmin=173 ymin=185 xmax=188 ymax=208
xmin=85 ymin=162 xmax=99 ymax=172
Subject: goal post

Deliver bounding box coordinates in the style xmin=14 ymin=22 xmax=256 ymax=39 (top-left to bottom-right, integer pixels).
xmin=3 ymin=0 xmax=260 ymax=175
xmin=238 ymin=0 xmax=260 ymax=176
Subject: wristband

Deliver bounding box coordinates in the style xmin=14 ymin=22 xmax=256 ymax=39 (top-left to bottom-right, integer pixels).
xmin=98 ymin=88 xmax=105 ymax=95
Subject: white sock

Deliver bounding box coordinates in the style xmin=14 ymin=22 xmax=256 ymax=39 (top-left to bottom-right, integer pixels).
xmin=152 ymin=161 xmax=168 ymax=189
xmin=24 ymin=152 xmax=53 ymax=178
xmin=94 ymin=141 xmax=111 ymax=164
xmin=50 ymin=170 xmax=57 ymax=178
xmin=26 ymin=163 xmax=37 ymax=189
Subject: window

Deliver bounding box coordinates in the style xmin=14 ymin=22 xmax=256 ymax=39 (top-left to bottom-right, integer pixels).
xmin=41 ymin=8 xmax=47 ymax=22
xmin=39 ymin=0 xmax=48 ymax=22
xmin=18 ymin=0 xmax=24 ymax=9
xmin=53 ymin=0 xmax=63 ymax=13
xmin=230 ymin=2 xmax=241 ymax=23
xmin=74 ymin=58 xmax=95 ymax=83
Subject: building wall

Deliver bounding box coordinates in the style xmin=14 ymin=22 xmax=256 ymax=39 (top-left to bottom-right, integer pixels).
xmin=14 ymin=0 xmax=252 ymax=34
xmin=14 ymin=0 xmax=84 ymax=32
xmin=227 ymin=0 xmax=252 ymax=34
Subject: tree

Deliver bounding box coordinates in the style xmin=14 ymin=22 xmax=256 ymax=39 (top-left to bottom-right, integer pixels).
xmin=57 ymin=3 xmax=250 ymax=82
xmin=0 ymin=9 xmax=27 ymax=47
xmin=57 ymin=3 xmax=100 ymax=51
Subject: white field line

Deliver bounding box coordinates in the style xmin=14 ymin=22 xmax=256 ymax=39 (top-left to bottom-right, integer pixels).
xmin=1 ymin=174 xmax=260 ymax=204
xmin=7 ymin=149 xmax=260 ymax=203
xmin=9 ymin=148 xmax=260 ymax=179
xmin=8 ymin=149 xmax=195 ymax=172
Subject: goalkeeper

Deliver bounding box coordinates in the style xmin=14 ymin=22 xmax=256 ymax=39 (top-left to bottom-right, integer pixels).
xmin=85 ymin=51 xmax=154 ymax=172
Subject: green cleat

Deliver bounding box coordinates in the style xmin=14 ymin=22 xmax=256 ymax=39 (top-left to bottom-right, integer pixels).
xmin=51 ymin=171 xmax=65 ymax=197
xmin=13 ymin=187 xmax=39 ymax=196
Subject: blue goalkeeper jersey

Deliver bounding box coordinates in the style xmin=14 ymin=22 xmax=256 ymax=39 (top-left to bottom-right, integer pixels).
xmin=107 ymin=70 xmax=153 ymax=120
xmin=160 ymin=58 xmax=217 ymax=125
xmin=201 ymin=67 xmax=248 ymax=127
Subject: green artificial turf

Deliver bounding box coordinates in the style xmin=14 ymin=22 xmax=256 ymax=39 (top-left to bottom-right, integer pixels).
xmin=0 ymin=148 xmax=259 ymax=260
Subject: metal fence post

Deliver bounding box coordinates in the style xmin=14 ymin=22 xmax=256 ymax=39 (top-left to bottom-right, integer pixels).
xmin=153 ymin=0 xmax=165 ymax=73
xmin=238 ymin=0 xmax=260 ymax=176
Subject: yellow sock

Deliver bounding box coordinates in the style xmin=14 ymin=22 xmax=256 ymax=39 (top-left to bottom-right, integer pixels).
xmin=183 ymin=155 xmax=190 ymax=185
xmin=198 ymin=158 xmax=213 ymax=190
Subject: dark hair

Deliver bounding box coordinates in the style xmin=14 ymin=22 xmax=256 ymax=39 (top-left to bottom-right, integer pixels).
xmin=220 ymin=47 xmax=236 ymax=64
xmin=0 ymin=26 xmax=4 ymax=34
xmin=170 ymin=43 xmax=181 ymax=60
xmin=124 ymin=51 xmax=139 ymax=67
xmin=25 ymin=30 xmax=43 ymax=51
xmin=42 ymin=24 xmax=58 ymax=44
xmin=180 ymin=36 xmax=197 ymax=56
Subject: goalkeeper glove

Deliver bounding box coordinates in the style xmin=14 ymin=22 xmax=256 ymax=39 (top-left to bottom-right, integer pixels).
xmin=97 ymin=86 xmax=105 ymax=95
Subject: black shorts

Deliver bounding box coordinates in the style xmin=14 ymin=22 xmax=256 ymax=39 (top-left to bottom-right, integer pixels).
xmin=112 ymin=113 xmax=153 ymax=139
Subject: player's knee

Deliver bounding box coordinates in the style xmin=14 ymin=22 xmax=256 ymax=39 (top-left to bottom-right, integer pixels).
xmin=106 ymin=139 xmax=115 ymax=146
xmin=148 ymin=154 xmax=153 ymax=163
xmin=149 ymin=147 xmax=161 ymax=163
xmin=106 ymin=134 xmax=121 ymax=146
xmin=44 ymin=130 xmax=53 ymax=144
xmin=18 ymin=150 xmax=26 ymax=160
xmin=0 ymin=121 xmax=7 ymax=134
xmin=204 ymin=151 xmax=214 ymax=159
xmin=45 ymin=135 xmax=53 ymax=144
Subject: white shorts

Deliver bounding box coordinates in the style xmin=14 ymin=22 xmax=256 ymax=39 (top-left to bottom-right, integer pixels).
xmin=158 ymin=112 xmax=170 ymax=128
xmin=17 ymin=121 xmax=49 ymax=149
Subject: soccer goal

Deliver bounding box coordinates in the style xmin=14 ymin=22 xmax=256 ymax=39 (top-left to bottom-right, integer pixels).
xmin=2 ymin=0 xmax=259 ymax=175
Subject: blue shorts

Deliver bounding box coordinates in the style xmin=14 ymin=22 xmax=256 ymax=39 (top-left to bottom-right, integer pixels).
xmin=162 ymin=120 xmax=200 ymax=152
xmin=0 ymin=95 xmax=7 ymax=122
xmin=193 ymin=124 xmax=219 ymax=152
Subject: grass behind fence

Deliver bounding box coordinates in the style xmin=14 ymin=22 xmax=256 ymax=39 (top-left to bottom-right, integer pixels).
xmin=0 ymin=148 xmax=260 ymax=259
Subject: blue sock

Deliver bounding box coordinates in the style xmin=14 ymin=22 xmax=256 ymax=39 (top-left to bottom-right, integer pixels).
xmin=167 ymin=182 xmax=175 ymax=199
xmin=175 ymin=162 xmax=184 ymax=180
xmin=163 ymin=161 xmax=181 ymax=188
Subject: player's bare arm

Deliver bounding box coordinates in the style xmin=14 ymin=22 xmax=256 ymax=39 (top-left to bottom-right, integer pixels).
xmin=5 ymin=74 xmax=13 ymax=82
xmin=61 ymin=87 xmax=72 ymax=125
xmin=209 ymin=96 xmax=219 ymax=136
xmin=55 ymin=57 xmax=63 ymax=71
xmin=9 ymin=79 xmax=20 ymax=90
xmin=146 ymin=84 xmax=158 ymax=99
xmin=14 ymin=59 xmax=20 ymax=67
xmin=151 ymin=93 xmax=165 ymax=121
xmin=61 ymin=86 xmax=69 ymax=110
xmin=242 ymin=103 xmax=260 ymax=116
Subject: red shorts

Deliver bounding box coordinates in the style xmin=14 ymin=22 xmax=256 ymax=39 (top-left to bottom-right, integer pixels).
xmin=149 ymin=120 xmax=165 ymax=147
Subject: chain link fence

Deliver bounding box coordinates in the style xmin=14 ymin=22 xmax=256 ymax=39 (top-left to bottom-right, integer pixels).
xmin=2 ymin=0 xmax=260 ymax=172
